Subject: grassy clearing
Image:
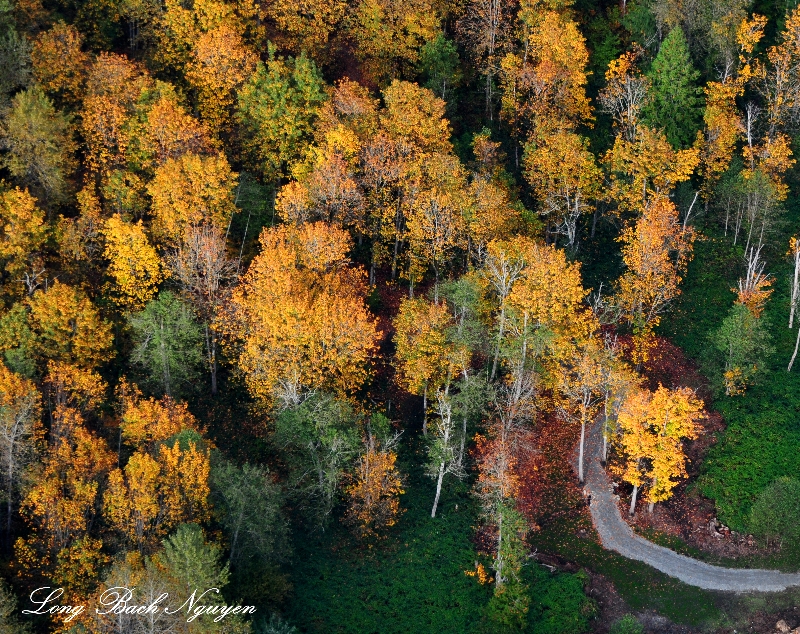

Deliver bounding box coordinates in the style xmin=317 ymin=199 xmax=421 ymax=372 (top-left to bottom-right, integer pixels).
xmin=287 ymin=438 xmax=596 ymax=634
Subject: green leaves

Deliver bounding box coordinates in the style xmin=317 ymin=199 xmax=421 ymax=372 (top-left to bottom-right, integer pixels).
xmin=236 ymin=50 xmax=327 ymax=184
xmin=129 ymin=291 xmax=204 ymax=398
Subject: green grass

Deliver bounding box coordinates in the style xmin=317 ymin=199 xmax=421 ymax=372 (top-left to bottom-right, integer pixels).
xmin=287 ymin=439 xmax=595 ymax=634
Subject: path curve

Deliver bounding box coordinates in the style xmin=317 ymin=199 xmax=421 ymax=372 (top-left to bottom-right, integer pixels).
xmin=579 ymin=418 xmax=800 ymax=592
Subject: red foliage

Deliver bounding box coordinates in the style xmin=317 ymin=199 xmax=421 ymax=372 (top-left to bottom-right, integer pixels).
xmin=516 ymin=411 xmax=584 ymax=528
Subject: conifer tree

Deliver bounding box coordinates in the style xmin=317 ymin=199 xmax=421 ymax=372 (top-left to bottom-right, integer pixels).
xmin=642 ymin=27 xmax=702 ymax=149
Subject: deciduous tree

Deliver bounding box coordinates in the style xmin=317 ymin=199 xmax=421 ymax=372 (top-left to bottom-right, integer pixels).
xmin=0 ymin=86 xmax=76 ymax=204
xmin=26 ymin=281 xmax=114 ymax=369
xmin=224 ymin=222 xmax=379 ymax=405
xmin=128 ymin=292 xmax=204 ymax=398
xmin=616 ymin=197 xmax=694 ymax=363
xmin=0 ymin=361 xmax=40 ymax=543
xmin=147 ymin=152 xmax=237 ymax=246
xmin=615 ymin=385 xmax=702 ymax=514
xmin=102 ymin=214 xmax=163 ymax=310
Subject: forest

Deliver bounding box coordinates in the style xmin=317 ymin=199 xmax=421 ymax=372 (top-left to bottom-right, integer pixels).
xmin=1 ymin=0 xmax=800 ymax=631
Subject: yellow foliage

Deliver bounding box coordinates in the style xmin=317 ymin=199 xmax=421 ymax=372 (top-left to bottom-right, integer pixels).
xmin=102 ymin=214 xmax=163 ymax=309
xmin=345 ymin=443 xmax=404 ymax=539
xmin=615 ymin=385 xmax=703 ymax=506
xmin=147 ymin=152 xmax=238 ymax=245
xmin=118 ymin=381 xmax=199 ymax=447
xmin=606 ymin=126 xmax=699 ymax=214
xmin=223 ymin=222 xmax=379 ymax=404
xmin=0 ymin=187 xmax=47 ymax=290
xmin=104 ymin=440 xmax=210 ymax=551
xmin=31 ymin=22 xmax=89 ymax=105
xmin=27 ymin=281 xmax=114 ymax=369
xmin=186 ymin=23 xmax=258 ymax=135
xmin=616 ymin=197 xmax=694 ymax=340
xmin=393 ymin=297 xmax=466 ymax=396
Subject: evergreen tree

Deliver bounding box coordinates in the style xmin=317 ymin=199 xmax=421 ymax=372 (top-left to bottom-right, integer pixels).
xmin=643 ymin=27 xmax=703 ymax=149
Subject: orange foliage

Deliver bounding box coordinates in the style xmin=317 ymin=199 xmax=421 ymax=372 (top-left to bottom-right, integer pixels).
xmin=224 ymin=222 xmax=380 ymax=405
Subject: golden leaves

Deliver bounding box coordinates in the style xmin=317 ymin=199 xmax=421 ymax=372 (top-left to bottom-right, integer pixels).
xmin=102 ymin=214 xmax=163 ymax=309
xmin=615 ymin=385 xmax=703 ymax=505
xmin=147 ymin=152 xmax=238 ymax=245
xmin=224 ymin=222 xmax=379 ymax=405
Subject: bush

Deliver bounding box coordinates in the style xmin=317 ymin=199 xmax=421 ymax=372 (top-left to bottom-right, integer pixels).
xmin=609 ymin=614 xmax=644 ymax=634
xmin=749 ymin=476 xmax=800 ymax=547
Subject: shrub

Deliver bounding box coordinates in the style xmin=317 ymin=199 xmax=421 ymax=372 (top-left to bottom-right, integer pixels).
xmin=749 ymin=476 xmax=800 ymax=547
xmin=609 ymin=614 xmax=644 ymax=634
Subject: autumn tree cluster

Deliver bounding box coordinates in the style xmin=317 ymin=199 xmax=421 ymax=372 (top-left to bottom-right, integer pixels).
xmin=1 ymin=0 xmax=800 ymax=630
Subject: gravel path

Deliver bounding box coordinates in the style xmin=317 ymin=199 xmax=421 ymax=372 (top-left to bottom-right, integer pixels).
xmin=580 ymin=418 xmax=800 ymax=592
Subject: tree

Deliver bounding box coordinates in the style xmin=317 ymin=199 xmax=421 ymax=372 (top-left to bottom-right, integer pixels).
xmin=557 ymin=342 xmax=605 ymax=483
xmin=210 ymin=456 xmax=288 ymax=569
xmin=417 ymin=33 xmax=462 ymax=102
xmin=0 ymin=576 xmax=31 ymax=633
xmin=404 ymin=154 xmax=468 ymax=298
xmin=0 ymin=10 xmax=31 ymax=111
xmin=345 ymin=413 xmax=403 ymax=538
xmin=0 ymin=304 xmax=36 ymax=378
xmin=427 ymin=390 xmax=466 ymax=518
xmin=16 ymin=419 xmax=114 ymax=579
xmin=118 ymin=382 xmax=200 ymax=448
xmin=236 ymin=51 xmax=327 ymax=185
xmin=642 ymin=27 xmax=702 ymax=149
xmin=86 ymin=525 xmax=248 ymax=633
xmin=598 ymin=50 xmax=649 ymax=143
xmin=393 ymin=297 xmax=460 ymax=435
xmin=104 ymin=432 xmax=211 ymax=552
xmin=0 ymin=188 xmax=47 ymax=297
xmin=482 ymin=238 xmax=526 ymax=380
xmin=0 ymin=86 xmax=76 ymax=204
xmin=223 ymin=222 xmax=379 ymax=405
xmin=0 ymin=361 xmax=40 ymax=544
xmin=524 ymin=129 xmax=601 ymax=250
xmin=135 ymin=91 xmax=213 ymax=170
xmin=185 ymin=23 xmax=257 ymax=136
xmin=26 ymin=281 xmax=114 ymax=369
xmin=167 ymin=223 xmax=237 ymax=395
xmin=31 ymin=22 xmax=89 ymax=106
xmin=265 ymin=0 xmax=347 ymax=60
xmin=616 ymin=197 xmax=694 ymax=364
xmin=605 ymin=126 xmax=699 ymax=215
xmin=456 ymin=0 xmax=515 ymax=119
xmin=615 ymin=385 xmax=703 ymax=514
xmin=128 ymin=292 xmax=204 ymax=398
xmin=500 ymin=11 xmax=592 ymax=142
xmin=348 ymin=0 xmax=439 ymax=85
xmin=274 ymin=393 xmax=360 ymax=527
xmin=710 ymin=303 xmax=773 ymax=395
xmin=473 ymin=398 xmax=532 ymax=628
xmin=102 ymin=214 xmax=164 ymax=310
xmin=147 ymin=152 xmax=238 ymax=246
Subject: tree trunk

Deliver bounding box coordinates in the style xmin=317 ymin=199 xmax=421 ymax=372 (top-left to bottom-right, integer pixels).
xmin=422 ymin=383 xmax=428 ymax=436
xmin=629 ymin=484 xmax=639 ymax=516
xmin=789 ymin=324 xmax=800 ymax=371
xmin=431 ymin=461 xmax=445 ymax=517
xmin=578 ymin=418 xmax=586 ymax=483
xmin=6 ymin=457 xmax=12 ymax=550
xmin=648 ymin=501 xmax=655 ymax=514
xmin=490 ymin=305 xmax=506 ymax=381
